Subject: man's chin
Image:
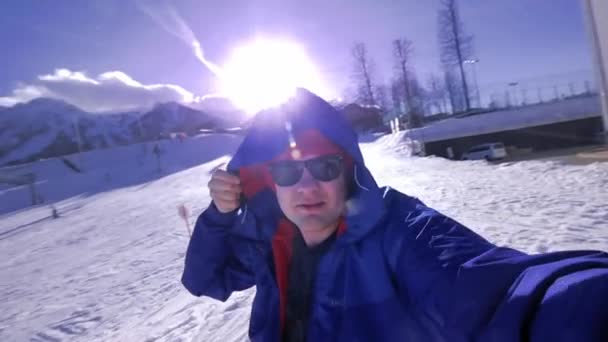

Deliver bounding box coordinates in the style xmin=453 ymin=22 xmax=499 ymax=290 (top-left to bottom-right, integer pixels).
xmin=293 ymin=216 xmax=332 ymax=231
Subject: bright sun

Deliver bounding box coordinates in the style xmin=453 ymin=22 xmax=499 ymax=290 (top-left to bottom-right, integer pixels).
xmin=218 ymin=38 xmax=328 ymax=114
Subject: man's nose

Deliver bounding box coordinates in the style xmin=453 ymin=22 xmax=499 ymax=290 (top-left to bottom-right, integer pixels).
xmin=295 ymin=167 xmax=320 ymax=190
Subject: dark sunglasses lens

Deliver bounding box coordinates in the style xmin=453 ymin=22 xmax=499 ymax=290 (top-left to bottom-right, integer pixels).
xmin=307 ymin=156 xmax=343 ymax=182
xmin=270 ymin=162 xmax=304 ymax=186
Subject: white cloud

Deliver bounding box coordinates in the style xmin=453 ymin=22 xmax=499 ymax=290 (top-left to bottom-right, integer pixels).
xmin=190 ymin=93 xmax=240 ymax=113
xmin=0 ymin=84 xmax=47 ymax=107
xmin=0 ymin=68 xmax=195 ymax=112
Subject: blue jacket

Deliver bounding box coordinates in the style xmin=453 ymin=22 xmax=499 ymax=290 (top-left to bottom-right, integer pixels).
xmin=182 ymin=89 xmax=608 ymax=341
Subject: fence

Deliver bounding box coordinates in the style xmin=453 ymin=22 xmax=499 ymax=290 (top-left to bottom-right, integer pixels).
xmin=477 ymin=69 xmax=598 ymax=111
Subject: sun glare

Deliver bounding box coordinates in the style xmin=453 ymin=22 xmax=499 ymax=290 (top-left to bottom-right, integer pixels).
xmin=218 ymin=38 xmax=328 ymax=114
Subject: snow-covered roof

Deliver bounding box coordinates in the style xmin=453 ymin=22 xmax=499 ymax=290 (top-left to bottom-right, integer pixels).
xmin=405 ymin=97 xmax=602 ymax=143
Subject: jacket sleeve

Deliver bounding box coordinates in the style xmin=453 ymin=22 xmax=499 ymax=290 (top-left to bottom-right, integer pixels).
xmin=181 ymin=202 xmax=256 ymax=301
xmin=386 ymin=196 xmax=608 ymax=341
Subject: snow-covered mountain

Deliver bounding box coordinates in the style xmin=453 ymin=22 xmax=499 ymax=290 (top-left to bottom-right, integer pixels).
xmin=190 ymin=95 xmax=246 ymax=119
xmin=0 ymin=98 xmax=245 ymax=166
xmin=139 ymin=102 xmax=219 ymax=138
xmin=0 ymin=95 xmax=387 ymax=167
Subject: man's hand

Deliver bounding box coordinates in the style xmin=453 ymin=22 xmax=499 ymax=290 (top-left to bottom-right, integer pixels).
xmin=208 ymin=169 xmax=242 ymax=213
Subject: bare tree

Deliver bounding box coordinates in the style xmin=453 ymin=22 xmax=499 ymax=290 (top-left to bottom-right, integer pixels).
xmin=438 ymin=0 xmax=473 ymax=112
xmin=375 ymin=84 xmax=390 ymax=114
xmin=426 ymin=74 xmax=447 ymax=114
xmin=390 ymin=79 xmax=402 ymax=112
xmin=351 ymin=42 xmax=377 ymax=106
xmin=392 ymin=38 xmax=425 ymax=128
xmin=408 ymin=78 xmax=425 ymax=126
xmin=393 ymin=39 xmax=414 ymax=112
xmin=444 ymin=69 xmax=463 ymax=113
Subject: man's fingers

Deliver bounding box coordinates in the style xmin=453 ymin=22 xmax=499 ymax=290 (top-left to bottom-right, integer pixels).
xmin=213 ymin=198 xmax=240 ymax=212
xmin=214 ymin=200 xmax=239 ymax=213
xmin=213 ymin=170 xmax=240 ymax=185
xmin=211 ymin=189 xmax=241 ymax=202
xmin=210 ymin=162 xmax=226 ymax=175
xmin=209 ymin=179 xmax=242 ymax=193
xmin=208 ymin=168 xmax=241 ymax=213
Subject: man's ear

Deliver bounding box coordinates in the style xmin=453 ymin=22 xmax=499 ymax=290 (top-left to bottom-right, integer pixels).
xmin=344 ymin=160 xmax=356 ymax=200
xmin=345 ymin=175 xmax=356 ymax=200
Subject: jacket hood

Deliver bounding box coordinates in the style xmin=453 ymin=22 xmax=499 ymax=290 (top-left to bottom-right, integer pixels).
xmin=226 ymin=88 xmax=386 ymax=243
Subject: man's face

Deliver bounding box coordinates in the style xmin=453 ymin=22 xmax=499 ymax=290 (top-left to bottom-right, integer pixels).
xmin=273 ymin=153 xmax=347 ymax=233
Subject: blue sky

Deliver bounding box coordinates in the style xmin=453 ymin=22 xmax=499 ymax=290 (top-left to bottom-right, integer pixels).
xmin=0 ymin=0 xmax=595 ymax=110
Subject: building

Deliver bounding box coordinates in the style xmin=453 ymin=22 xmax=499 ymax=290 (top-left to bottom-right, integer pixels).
xmin=405 ymin=96 xmax=602 ymax=159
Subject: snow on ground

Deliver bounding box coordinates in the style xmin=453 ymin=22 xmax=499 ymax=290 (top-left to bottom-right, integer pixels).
xmin=363 ymin=140 xmax=608 ymax=253
xmin=1 ymin=133 xmax=607 ymax=341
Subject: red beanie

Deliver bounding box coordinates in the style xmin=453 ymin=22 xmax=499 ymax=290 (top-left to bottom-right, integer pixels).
xmin=275 ymin=129 xmax=346 ymax=160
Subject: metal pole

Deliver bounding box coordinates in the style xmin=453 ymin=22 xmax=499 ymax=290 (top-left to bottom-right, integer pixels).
xmin=508 ymin=82 xmax=519 ymax=107
xmin=553 ymin=85 xmax=560 ymax=101
xmin=73 ymin=117 xmax=84 ymax=167
xmin=472 ymin=61 xmax=481 ymax=107
xmin=583 ymin=0 xmax=608 ymax=141
xmin=463 ymin=59 xmax=481 ymax=108
xmin=569 ymin=82 xmax=575 ymax=97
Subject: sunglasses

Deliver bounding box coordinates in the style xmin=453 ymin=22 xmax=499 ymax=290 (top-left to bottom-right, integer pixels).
xmin=268 ymin=154 xmax=344 ymax=187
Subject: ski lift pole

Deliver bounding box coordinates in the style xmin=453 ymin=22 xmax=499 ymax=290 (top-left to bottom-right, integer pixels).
xmin=153 ymin=143 xmax=161 ymax=172
xmin=177 ymin=204 xmax=192 ymax=237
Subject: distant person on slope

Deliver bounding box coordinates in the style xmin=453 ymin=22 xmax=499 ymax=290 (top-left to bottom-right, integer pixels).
xmin=182 ymin=88 xmax=608 ymax=342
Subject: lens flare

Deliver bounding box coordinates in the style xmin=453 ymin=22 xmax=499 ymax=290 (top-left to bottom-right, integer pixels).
xmin=219 ymin=38 xmax=329 ymax=113
xmin=137 ymin=2 xmax=330 ymax=114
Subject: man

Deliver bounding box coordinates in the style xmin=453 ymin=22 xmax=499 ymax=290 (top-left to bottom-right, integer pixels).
xmin=182 ymin=89 xmax=608 ymax=342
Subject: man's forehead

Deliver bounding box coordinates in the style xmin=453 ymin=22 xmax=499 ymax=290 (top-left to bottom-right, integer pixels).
xmin=276 ymin=150 xmax=332 ymax=161
xmin=279 ymin=129 xmax=344 ymax=160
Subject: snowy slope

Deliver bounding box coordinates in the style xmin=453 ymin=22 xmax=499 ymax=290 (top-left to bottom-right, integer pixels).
xmin=1 ymin=133 xmax=607 ymax=341
xmin=0 ymin=134 xmax=244 ymax=215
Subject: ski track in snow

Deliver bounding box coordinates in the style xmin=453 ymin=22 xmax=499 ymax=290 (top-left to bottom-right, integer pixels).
xmin=1 ymin=134 xmax=607 ymax=341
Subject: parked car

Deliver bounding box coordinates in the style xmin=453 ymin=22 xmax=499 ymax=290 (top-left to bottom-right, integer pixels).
xmin=461 ymin=143 xmax=507 ymax=161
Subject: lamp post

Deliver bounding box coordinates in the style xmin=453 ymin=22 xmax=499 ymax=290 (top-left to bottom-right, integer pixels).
xmin=463 ymin=59 xmax=481 ymax=108
xmin=583 ymin=0 xmax=608 ymax=143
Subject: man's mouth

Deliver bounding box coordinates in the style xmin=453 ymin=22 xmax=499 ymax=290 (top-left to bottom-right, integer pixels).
xmin=296 ymin=202 xmax=325 ymax=209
